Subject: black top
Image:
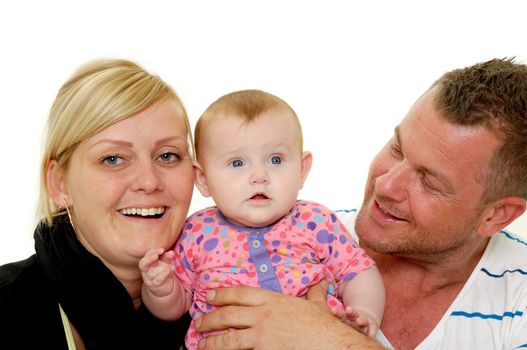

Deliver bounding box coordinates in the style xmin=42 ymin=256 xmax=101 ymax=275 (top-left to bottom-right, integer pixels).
xmin=0 ymin=215 xmax=190 ymax=349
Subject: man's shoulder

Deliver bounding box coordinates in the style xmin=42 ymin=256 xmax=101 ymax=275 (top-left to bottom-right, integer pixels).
xmin=439 ymin=230 xmax=527 ymax=349
xmin=486 ymin=230 xmax=527 ymax=266
xmin=461 ymin=229 xmax=527 ymax=305
xmin=334 ymin=208 xmax=358 ymax=220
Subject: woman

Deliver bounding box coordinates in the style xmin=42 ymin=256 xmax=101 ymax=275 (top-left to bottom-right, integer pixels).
xmin=0 ymin=59 xmax=194 ymax=349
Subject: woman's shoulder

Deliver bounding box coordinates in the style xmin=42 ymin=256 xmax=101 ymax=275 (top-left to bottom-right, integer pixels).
xmin=0 ymin=255 xmax=39 ymax=290
xmin=0 ymin=255 xmax=65 ymax=346
xmin=0 ymin=254 xmax=56 ymax=313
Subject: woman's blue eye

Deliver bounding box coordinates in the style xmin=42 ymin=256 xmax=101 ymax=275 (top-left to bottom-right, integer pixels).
xmin=270 ymin=156 xmax=282 ymax=165
xmin=159 ymin=152 xmax=180 ymax=162
xmin=103 ymin=155 xmax=122 ymax=166
xmin=231 ymin=159 xmax=244 ymax=167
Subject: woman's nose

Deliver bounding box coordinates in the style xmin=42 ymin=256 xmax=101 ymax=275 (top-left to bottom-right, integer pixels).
xmin=131 ymin=161 xmax=163 ymax=193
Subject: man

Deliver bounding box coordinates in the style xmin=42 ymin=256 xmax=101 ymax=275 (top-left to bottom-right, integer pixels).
xmin=195 ymin=58 xmax=527 ymax=349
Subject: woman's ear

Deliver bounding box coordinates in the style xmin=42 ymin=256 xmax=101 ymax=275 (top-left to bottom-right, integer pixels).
xmin=476 ymin=196 xmax=526 ymax=237
xmin=299 ymin=151 xmax=313 ymax=189
xmin=47 ymin=160 xmax=70 ymax=207
xmin=193 ymin=160 xmax=211 ymax=197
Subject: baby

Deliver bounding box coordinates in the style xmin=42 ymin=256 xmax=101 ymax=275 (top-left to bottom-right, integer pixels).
xmin=140 ymin=90 xmax=385 ymax=349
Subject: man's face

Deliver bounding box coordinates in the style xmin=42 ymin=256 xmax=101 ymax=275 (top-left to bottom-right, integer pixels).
xmin=355 ymin=87 xmax=501 ymax=260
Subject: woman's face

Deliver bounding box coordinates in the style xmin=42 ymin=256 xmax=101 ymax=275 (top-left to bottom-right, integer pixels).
xmin=56 ymin=98 xmax=194 ymax=270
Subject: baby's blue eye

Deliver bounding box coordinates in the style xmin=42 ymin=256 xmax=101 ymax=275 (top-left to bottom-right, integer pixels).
xmin=270 ymin=156 xmax=282 ymax=165
xmin=231 ymin=159 xmax=244 ymax=167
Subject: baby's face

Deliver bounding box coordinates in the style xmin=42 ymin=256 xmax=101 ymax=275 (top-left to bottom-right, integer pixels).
xmin=197 ymin=110 xmax=310 ymax=227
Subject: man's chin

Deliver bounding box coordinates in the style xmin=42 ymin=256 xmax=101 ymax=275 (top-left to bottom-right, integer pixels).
xmin=354 ymin=203 xmax=370 ymax=238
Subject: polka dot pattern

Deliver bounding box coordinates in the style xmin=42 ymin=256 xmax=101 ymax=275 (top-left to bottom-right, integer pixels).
xmin=174 ymin=200 xmax=374 ymax=350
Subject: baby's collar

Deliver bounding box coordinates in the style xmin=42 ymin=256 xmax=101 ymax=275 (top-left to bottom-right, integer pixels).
xmin=215 ymin=206 xmax=297 ymax=234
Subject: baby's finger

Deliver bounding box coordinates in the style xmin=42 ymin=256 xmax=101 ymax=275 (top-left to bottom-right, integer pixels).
xmin=366 ymin=325 xmax=376 ymax=338
xmin=151 ymin=266 xmax=173 ymax=285
xmin=343 ymin=307 xmax=359 ymax=321
xmin=330 ymin=307 xmax=345 ymax=319
xmin=159 ymin=250 xmax=176 ymax=263
xmin=353 ymin=316 xmax=369 ymax=327
xmin=139 ymin=248 xmax=164 ymax=270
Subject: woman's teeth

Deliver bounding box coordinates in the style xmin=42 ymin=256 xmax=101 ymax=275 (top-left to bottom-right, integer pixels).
xmin=119 ymin=207 xmax=165 ymax=217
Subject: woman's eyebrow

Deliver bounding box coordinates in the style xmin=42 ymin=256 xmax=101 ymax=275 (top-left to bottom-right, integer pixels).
xmin=88 ymin=139 xmax=133 ymax=149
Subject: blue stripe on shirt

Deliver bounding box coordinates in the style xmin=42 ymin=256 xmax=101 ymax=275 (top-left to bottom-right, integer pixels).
xmin=451 ymin=310 xmax=524 ymax=320
xmin=335 ymin=208 xmax=357 ymax=213
xmin=500 ymin=230 xmax=527 ymax=247
xmin=481 ymin=267 xmax=527 ymax=278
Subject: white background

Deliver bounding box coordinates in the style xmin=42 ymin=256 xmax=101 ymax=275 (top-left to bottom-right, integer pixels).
xmin=1 ymin=1 xmax=526 ymax=265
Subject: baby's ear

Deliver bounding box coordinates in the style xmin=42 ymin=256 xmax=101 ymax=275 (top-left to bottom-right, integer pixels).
xmin=47 ymin=160 xmax=71 ymax=207
xmin=476 ymin=196 xmax=526 ymax=237
xmin=193 ymin=161 xmax=211 ymax=197
xmin=299 ymin=151 xmax=313 ymax=189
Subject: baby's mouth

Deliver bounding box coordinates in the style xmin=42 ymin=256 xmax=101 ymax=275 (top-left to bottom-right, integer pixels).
xmin=118 ymin=207 xmax=166 ymax=219
xmin=251 ymin=193 xmax=269 ymax=200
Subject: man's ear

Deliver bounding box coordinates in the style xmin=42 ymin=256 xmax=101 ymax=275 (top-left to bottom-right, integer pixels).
xmin=193 ymin=160 xmax=211 ymax=197
xmin=299 ymin=151 xmax=313 ymax=189
xmin=47 ymin=160 xmax=71 ymax=207
xmin=476 ymin=196 xmax=526 ymax=237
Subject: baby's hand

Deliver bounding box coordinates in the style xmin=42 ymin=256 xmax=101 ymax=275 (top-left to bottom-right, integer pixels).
xmin=331 ymin=305 xmax=379 ymax=338
xmin=139 ymin=248 xmax=176 ymax=297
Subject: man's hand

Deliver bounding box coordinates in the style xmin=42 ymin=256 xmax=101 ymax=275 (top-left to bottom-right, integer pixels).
xmin=195 ymin=281 xmax=382 ymax=349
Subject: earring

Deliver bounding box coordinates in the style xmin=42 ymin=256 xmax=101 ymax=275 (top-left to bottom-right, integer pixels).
xmin=63 ymin=198 xmax=75 ymax=230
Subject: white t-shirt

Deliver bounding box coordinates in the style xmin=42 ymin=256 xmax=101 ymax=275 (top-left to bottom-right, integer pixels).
xmin=336 ymin=209 xmax=527 ymax=349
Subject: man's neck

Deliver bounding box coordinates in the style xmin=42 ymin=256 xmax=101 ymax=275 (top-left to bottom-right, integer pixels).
xmin=367 ymin=236 xmax=490 ymax=292
xmin=366 ymin=237 xmax=490 ymax=349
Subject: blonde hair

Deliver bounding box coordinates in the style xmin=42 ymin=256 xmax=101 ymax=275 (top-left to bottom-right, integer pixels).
xmin=39 ymin=58 xmax=193 ymax=224
xmin=195 ymin=89 xmax=303 ymax=161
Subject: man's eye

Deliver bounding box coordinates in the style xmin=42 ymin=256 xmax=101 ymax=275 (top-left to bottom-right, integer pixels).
xmin=420 ymin=173 xmax=441 ymax=194
xmin=230 ymin=159 xmax=244 ymax=167
xmin=270 ymin=156 xmax=282 ymax=165
xmin=390 ymin=144 xmax=403 ymax=158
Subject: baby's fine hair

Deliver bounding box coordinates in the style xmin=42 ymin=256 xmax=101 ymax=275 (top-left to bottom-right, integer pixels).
xmin=194 ymin=89 xmax=303 ymax=160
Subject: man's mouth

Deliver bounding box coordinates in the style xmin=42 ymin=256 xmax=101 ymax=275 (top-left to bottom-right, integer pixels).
xmin=375 ymin=200 xmax=407 ymax=222
xmin=118 ymin=207 xmax=166 ymax=218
